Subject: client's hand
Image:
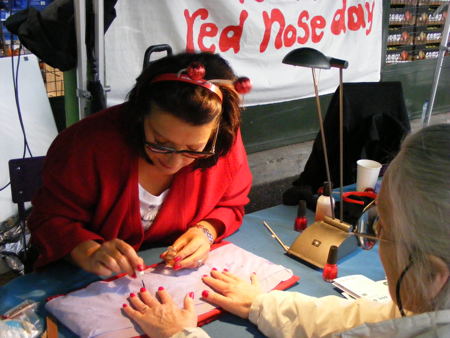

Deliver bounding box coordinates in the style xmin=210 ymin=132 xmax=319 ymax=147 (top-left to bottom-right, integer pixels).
xmin=69 ymin=239 xmax=144 ymax=277
xmin=201 ymin=270 xmax=263 ymax=319
xmin=122 ymin=288 xmax=197 ymax=338
xmin=161 ymin=221 xmax=219 ymax=270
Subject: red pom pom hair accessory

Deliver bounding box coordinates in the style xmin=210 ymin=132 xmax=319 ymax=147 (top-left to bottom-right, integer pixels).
xmin=150 ymin=62 xmax=253 ymax=101
xmin=151 ymin=62 xmax=222 ymax=101
xmin=186 ymin=61 xmax=205 ymax=80
xmin=211 ymin=76 xmax=253 ymax=95
xmin=233 ymin=76 xmax=252 ymax=94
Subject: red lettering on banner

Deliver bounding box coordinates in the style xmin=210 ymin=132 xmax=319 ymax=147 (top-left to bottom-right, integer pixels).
xmin=185 ymin=9 xmax=209 ymax=52
xmin=348 ymin=4 xmax=366 ymax=30
xmin=185 ymin=1 xmax=376 ymax=53
xmin=331 ymin=0 xmax=347 ymax=35
xmin=311 ymin=15 xmax=326 ymax=42
xmin=199 ymin=23 xmax=218 ymax=52
xmin=185 ymin=8 xmax=248 ymax=53
xmin=260 ymin=9 xmax=327 ymax=51
xmin=260 ymin=9 xmax=285 ymax=52
xmin=219 ymin=10 xmax=248 ymax=53
xmin=331 ymin=0 xmax=376 ymax=36
xmin=297 ymin=10 xmax=310 ymax=44
xmin=283 ymin=24 xmax=297 ymax=47
xmin=365 ymin=1 xmax=375 ymax=35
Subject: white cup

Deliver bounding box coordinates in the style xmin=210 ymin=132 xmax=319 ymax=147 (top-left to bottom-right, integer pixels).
xmin=356 ymin=159 xmax=382 ymax=191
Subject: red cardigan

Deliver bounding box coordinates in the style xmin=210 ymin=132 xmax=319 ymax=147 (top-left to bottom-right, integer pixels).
xmin=28 ymin=104 xmax=252 ymax=268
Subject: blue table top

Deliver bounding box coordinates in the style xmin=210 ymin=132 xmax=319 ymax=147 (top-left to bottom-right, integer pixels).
xmin=0 ymin=204 xmax=385 ymax=337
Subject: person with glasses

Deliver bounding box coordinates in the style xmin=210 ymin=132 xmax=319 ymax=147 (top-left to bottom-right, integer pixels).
xmin=122 ymin=124 xmax=449 ymax=337
xmin=28 ymin=52 xmax=252 ymax=277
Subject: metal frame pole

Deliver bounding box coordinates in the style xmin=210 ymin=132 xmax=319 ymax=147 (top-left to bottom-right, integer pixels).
xmin=338 ymin=68 xmax=344 ymax=222
xmin=423 ymin=3 xmax=450 ymax=126
xmin=93 ymin=0 xmax=105 ymax=88
xmin=311 ymin=68 xmax=336 ymax=220
xmin=74 ymin=0 xmax=90 ymax=119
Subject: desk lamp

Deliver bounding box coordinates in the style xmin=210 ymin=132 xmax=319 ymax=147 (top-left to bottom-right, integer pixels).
xmin=280 ymin=47 xmax=358 ymax=268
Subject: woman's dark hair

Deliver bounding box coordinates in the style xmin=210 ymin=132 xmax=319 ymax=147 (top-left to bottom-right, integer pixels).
xmin=124 ymin=52 xmax=242 ymax=169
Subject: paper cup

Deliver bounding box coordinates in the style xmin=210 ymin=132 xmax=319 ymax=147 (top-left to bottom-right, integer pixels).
xmin=356 ymin=159 xmax=382 ymax=191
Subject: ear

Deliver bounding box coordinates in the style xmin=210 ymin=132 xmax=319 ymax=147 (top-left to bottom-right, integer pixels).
xmin=427 ymin=255 xmax=449 ymax=300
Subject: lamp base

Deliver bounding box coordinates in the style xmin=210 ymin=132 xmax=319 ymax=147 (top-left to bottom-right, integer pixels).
xmin=287 ymin=217 xmax=358 ymax=269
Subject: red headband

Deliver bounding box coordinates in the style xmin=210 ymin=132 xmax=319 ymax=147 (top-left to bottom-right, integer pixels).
xmin=150 ymin=62 xmax=252 ymax=102
xmin=152 ymin=73 xmax=224 ymax=102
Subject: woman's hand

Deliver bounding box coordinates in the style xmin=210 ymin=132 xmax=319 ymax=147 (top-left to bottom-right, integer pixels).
xmin=69 ymin=239 xmax=144 ymax=277
xmin=122 ymin=288 xmax=197 ymax=338
xmin=161 ymin=221 xmax=219 ymax=270
xmin=201 ymin=270 xmax=263 ymax=319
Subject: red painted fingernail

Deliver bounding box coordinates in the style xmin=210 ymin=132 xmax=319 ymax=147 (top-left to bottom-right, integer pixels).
xmin=189 ymin=292 xmax=194 ymax=299
xmin=223 ymin=268 xmax=229 ymax=272
xmin=212 ymin=267 xmax=217 ymax=271
xmin=137 ymin=264 xmax=144 ymax=271
xmin=202 ymin=290 xmax=209 ymax=298
xmin=129 ymin=293 xmax=136 ymax=298
xmin=173 ymin=263 xmax=181 ymax=270
xmin=122 ymin=303 xmax=128 ymax=308
xmin=131 ymin=273 xmax=137 ymax=279
xmin=140 ymin=287 xmax=146 ymax=292
xmin=158 ymin=286 xmax=164 ymax=291
xmin=160 ymin=253 xmax=165 ymax=259
xmin=202 ymin=274 xmax=208 ymax=278
xmin=174 ymin=256 xmax=182 ymax=262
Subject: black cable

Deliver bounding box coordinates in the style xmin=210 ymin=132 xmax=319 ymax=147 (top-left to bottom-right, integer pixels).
xmin=11 ymin=42 xmax=33 ymax=158
xmin=14 ymin=0 xmax=33 ymax=158
xmin=0 ymin=182 xmax=11 ymax=191
xmin=0 ymin=0 xmax=33 ymax=192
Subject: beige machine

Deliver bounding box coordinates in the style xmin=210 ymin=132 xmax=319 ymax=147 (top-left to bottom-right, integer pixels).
xmin=263 ymin=216 xmax=359 ymax=269
xmin=287 ymin=216 xmax=358 ymax=269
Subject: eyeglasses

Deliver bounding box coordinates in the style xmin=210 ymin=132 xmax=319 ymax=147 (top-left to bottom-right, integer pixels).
xmin=349 ymin=200 xmax=387 ymax=250
xmin=144 ymin=121 xmax=220 ymax=159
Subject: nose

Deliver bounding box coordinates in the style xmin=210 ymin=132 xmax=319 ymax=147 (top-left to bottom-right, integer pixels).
xmin=165 ymin=152 xmax=186 ymax=168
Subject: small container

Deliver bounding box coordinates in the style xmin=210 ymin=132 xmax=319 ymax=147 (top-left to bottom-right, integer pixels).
xmin=322 ymin=245 xmax=338 ymax=282
xmin=294 ymin=200 xmax=308 ymax=231
xmin=315 ymin=182 xmax=335 ymax=221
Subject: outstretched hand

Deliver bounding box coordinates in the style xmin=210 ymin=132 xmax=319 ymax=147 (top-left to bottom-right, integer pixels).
xmin=122 ymin=288 xmax=197 ymax=338
xmin=201 ymin=270 xmax=263 ymax=319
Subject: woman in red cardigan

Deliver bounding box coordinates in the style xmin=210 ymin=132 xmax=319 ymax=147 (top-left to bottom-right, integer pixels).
xmin=28 ymin=52 xmax=252 ymax=277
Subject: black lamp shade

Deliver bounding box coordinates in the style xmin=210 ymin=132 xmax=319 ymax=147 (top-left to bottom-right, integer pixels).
xmin=283 ymin=47 xmax=348 ymax=69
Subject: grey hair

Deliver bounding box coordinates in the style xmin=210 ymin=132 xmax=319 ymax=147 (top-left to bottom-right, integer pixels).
xmin=379 ymin=123 xmax=450 ymax=311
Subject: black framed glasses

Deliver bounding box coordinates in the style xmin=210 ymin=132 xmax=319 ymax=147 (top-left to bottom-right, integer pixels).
xmin=144 ymin=121 xmax=220 ymax=159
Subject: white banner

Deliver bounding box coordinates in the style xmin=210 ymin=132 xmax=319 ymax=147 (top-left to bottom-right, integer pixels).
xmin=105 ymin=0 xmax=382 ymax=107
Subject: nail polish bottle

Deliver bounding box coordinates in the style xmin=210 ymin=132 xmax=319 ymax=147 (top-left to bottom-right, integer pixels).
xmin=315 ymin=182 xmax=334 ymax=221
xmin=322 ymin=245 xmax=338 ymax=282
xmin=294 ymin=200 xmax=308 ymax=231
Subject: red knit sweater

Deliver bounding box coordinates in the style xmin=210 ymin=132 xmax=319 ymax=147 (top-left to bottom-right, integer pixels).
xmin=28 ymin=104 xmax=252 ymax=268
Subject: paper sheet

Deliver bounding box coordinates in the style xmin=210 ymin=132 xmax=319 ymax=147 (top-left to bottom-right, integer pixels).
xmin=333 ymin=274 xmax=391 ymax=303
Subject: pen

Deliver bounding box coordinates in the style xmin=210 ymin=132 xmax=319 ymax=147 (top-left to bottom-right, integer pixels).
xmin=262 ymin=221 xmax=289 ymax=252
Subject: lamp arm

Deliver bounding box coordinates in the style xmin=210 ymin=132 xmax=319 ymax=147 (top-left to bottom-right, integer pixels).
xmin=329 ymin=58 xmax=349 ymax=69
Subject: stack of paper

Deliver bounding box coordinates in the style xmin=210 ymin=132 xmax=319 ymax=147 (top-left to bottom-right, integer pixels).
xmin=332 ymin=274 xmax=391 ymax=303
